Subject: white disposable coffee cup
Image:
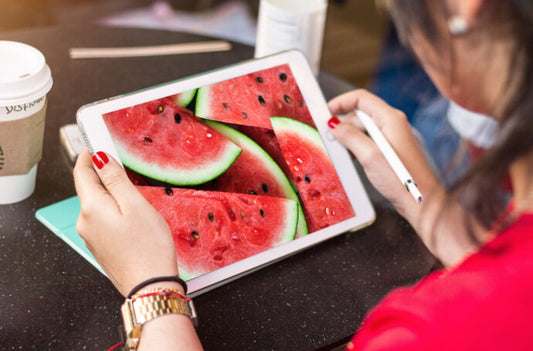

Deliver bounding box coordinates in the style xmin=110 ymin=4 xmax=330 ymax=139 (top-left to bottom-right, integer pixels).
xmin=254 ymin=0 xmax=328 ymax=75
xmin=0 ymin=41 xmax=53 ymax=204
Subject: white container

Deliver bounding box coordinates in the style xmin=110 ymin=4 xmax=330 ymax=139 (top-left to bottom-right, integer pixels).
xmin=0 ymin=41 xmax=53 ymax=204
xmin=254 ymin=0 xmax=328 ymax=75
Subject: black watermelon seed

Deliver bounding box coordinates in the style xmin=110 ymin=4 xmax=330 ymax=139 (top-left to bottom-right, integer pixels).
xmin=157 ymin=105 xmax=164 ymax=113
xmin=228 ymin=209 xmax=236 ymax=220
xmin=256 ymin=76 xmax=264 ymax=83
xmin=164 ymin=187 xmax=173 ymax=196
xmin=259 ymin=209 xmax=265 ymax=217
xmin=222 ymin=102 xmax=229 ymax=109
xmin=261 ymin=183 xmax=269 ymax=193
xmin=258 ymin=95 xmax=265 ymax=105
xmin=174 ymin=113 xmax=182 ymax=124
xmin=144 ymin=137 xmax=153 ymax=143
xmin=241 ymin=112 xmax=248 ymax=119
xmin=304 ymin=175 xmax=311 ymax=183
xmin=249 ymin=190 xmax=257 ymax=195
xmin=191 ymin=231 xmax=200 ymax=239
xmin=208 ymin=213 xmax=214 ymax=222
xmin=279 ymin=73 xmax=287 ymax=81
xmin=284 ymin=94 xmax=292 ymax=104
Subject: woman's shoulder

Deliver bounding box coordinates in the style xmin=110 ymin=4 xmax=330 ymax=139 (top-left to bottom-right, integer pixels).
xmin=350 ymin=213 xmax=533 ymax=350
xmin=415 ymin=211 xmax=533 ymax=306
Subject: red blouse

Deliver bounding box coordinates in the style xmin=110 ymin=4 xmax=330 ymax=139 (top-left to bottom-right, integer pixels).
xmin=348 ymin=212 xmax=533 ymax=350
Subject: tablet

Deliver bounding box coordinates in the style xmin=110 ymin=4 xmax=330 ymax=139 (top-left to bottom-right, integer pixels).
xmin=77 ymin=50 xmax=375 ymax=296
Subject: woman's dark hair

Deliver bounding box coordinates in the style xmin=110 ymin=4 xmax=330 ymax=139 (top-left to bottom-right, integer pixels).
xmin=383 ymin=0 xmax=533 ymax=235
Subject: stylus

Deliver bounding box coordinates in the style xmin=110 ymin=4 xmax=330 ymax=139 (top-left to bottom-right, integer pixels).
xmin=355 ymin=109 xmax=423 ymax=204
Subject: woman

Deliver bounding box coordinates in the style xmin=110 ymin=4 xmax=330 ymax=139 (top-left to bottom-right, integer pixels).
xmin=73 ymin=0 xmax=533 ymax=349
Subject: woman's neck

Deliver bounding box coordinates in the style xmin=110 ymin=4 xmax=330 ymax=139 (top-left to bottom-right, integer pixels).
xmin=510 ymin=152 xmax=533 ymax=212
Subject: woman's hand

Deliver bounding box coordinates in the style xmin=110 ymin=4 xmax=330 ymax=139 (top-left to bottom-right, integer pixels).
xmin=73 ymin=148 xmax=178 ymax=296
xmin=328 ymin=89 xmax=441 ymax=224
xmin=328 ymin=90 xmax=482 ymax=266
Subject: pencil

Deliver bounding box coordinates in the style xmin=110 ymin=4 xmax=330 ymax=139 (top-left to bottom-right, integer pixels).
xmin=355 ymin=109 xmax=423 ymax=204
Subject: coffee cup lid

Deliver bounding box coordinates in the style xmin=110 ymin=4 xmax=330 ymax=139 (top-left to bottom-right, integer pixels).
xmin=0 ymin=41 xmax=53 ymax=106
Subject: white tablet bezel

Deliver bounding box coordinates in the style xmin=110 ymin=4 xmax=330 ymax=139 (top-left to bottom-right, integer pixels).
xmin=77 ymin=50 xmax=375 ymax=296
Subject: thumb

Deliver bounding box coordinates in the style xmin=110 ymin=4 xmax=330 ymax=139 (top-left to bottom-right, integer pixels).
xmin=91 ymin=151 xmax=142 ymax=210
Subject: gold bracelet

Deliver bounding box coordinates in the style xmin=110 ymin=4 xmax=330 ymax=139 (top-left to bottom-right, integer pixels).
xmin=121 ymin=287 xmax=198 ymax=350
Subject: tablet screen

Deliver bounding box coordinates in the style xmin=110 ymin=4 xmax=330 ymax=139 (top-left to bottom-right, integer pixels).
xmin=100 ymin=63 xmax=356 ymax=282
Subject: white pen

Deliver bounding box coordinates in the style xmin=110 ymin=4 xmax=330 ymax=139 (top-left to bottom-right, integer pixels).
xmin=355 ymin=109 xmax=423 ymax=204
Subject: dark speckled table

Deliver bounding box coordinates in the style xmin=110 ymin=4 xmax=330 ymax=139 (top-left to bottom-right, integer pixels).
xmin=0 ymin=25 xmax=437 ymax=350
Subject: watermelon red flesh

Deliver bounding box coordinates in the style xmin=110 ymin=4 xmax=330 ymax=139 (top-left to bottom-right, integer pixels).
xmin=137 ymin=186 xmax=298 ymax=280
xmin=102 ymin=97 xmax=241 ymax=186
xmin=195 ymin=64 xmax=316 ymax=130
xmin=125 ymin=167 xmax=150 ymax=186
xmin=236 ymin=125 xmax=293 ymax=180
xmin=270 ymin=117 xmax=355 ymax=233
xmin=202 ymin=120 xmax=308 ymax=237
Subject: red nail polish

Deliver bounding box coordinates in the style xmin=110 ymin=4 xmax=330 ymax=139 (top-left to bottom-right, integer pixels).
xmin=92 ymin=151 xmax=109 ymax=170
xmin=328 ymin=116 xmax=340 ymax=129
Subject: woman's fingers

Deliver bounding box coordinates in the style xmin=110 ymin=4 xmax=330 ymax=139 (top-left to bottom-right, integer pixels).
xmin=73 ymin=148 xmax=178 ymax=296
xmin=73 ymin=148 xmax=141 ymax=216
xmin=73 ymin=148 xmax=109 ymax=206
xmin=330 ymin=90 xmax=425 ymax=176
xmin=89 ymin=151 xmax=145 ymax=215
xmin=341 ymin=112 xmax=365 ymax=131
xmin=329 ymin=89 xmax=411 ymax=142
xmin=328 ymin=90 xmax=360 ymax=115
xmin=328 ymin=89 xmax=401 ymax=124
xmin=330 ymin=116 xmax=381 ymax=168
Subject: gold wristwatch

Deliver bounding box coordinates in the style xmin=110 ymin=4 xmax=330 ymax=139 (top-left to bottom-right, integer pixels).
xmin=120 ymin=290 xmax=198 ymax=350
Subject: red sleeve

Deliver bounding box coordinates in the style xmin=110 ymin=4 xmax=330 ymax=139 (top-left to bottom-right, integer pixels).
xmin=347 ymin=284 xmax=435 ymax=351
xmin=347 ymin=215 xmax=533 ymax=351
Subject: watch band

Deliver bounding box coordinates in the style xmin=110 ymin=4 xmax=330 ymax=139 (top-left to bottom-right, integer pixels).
xmin=121 ymin=292 xmax=197 ymax=350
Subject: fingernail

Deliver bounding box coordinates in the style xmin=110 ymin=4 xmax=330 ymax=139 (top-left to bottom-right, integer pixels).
xmin=328 ymin=116 xmax=340 ymax=129
xmin=92 ymin=151 xmax=109 ymax=170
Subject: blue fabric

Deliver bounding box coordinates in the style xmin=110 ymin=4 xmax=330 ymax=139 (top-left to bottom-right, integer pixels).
xmin=371 ymin=25 xmax=467 ymax=185
xmin=372 ymin=26 xmax=440 ymax=120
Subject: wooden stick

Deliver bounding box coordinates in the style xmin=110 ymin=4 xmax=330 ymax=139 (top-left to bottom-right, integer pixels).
xmin=69 ymin=41 xmax=232 ymax=59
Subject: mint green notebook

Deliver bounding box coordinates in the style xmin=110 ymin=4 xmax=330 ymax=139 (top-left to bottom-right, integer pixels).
xmin=35 ymin=196 xmax=104 ymax=274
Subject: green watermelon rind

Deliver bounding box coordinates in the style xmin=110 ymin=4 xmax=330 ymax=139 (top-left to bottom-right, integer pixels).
xmin=203 ymin=120 xmax=309 ymax=237
xmin=270 ymin=117 xmax=327 ymax=152
xmin=175 ymin=89 xmax=197 ymax=107
xmin=195 ymin=86 xmax=211 ymax=118
xmin=178 ymin=197 xmax=299 ymax=281
xmin=115 ymin=140 xmax=242 ymax=186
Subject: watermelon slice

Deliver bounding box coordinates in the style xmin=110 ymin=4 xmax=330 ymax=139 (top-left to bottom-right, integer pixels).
xmin=125 ymin=167 xmax=150 ymax=186
xmin=137 ymin=186 xmax=299 ymax=280
xmin=102 ymin=97 xmax=242 ymax=186
xmin=203 ymin=120 xmax=309 ymax=237
xmin=270 ymin=117 xmax=355 ymax=233
xmin=195 ymin=64 xmax=315 ymax=129
xmin=170 ymin=89 xmax=196 ymax=107
xmin=235 ymin=125 xmax=293 ymax=179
